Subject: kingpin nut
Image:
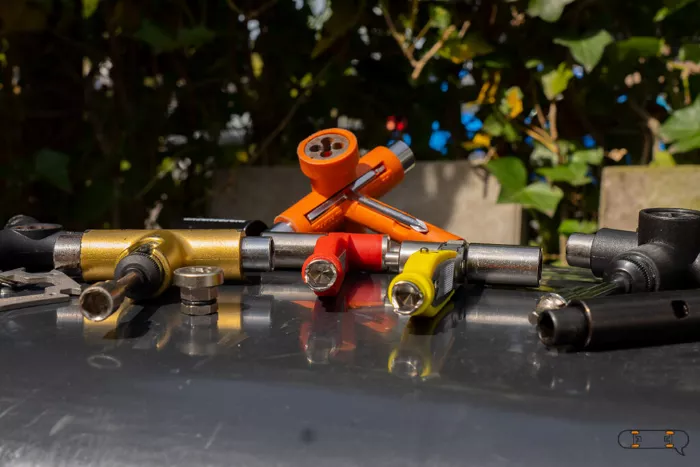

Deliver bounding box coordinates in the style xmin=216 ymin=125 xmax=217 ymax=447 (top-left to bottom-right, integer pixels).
xmin=173 ymin=266 xmax=224 ymax=316
xmin=391 ymin=281 xmax=425 ymax=316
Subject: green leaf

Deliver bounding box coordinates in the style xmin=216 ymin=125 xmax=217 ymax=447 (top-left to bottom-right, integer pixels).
xmin=654 ymin=0 xmax=697 ymax=21
xmin=541 ymin=63 xmax=573 ymax=100
xmin=649 ymin=151 xmax=676 ymax=167
xmin=613 ymin=37 xmax=664 ymax=62
xmin=83 ymin=0 xmax=99 ymax=18
xmin=134 ymin=20 xmax=177 ymax=52
xmin=134 ymin=21 xmax=214 ymax=53
xmin=525 ymin=59 xmax=543 ymax=69
xmin=34 ymin=149 xmax=72 ymax=192
xmin=486 ymin=156 xmax=527 ymax=201
xmin=660 ymin=97 xmax=700 ymax=153
xmin=670 ymin=135 xmax=700 ymax=154
xmin=558 ymin=219 xmax=598 ymax=235
xmin=483 ymin=113 xmax=519 ymax=142
xmin=437 ymin=33 xmax=495 ymax=63
xmin=554 ymin=30 xmax=613 ymax=72
xmin=536 ymin=162 xmax=591 ymax=186
xmin=299 ymin=72 xmax=313 ymax=88
xmin=530 ymin=143 xmax=558 ymax=166
xmin=251 ymin=52 xmax=264 ymax=78
xmin=483 ymin=114 xmax=504 ymax=136
xmin=176 ymin=26 xmax=215 ymax=48
xmin=679 ymin=44 xmax=700 ymax=62
xmin=527 ymin=0 xmax=576 ymax=22
xmin=510 ymin=182 xmax=564 ymax=216
xmin=429 ymin=5 xmax=451 ymax=30
xmin=571 ymin=147 xmax=604 ymax=165
xmin=312 ymin=0 xmax=366 ymax=58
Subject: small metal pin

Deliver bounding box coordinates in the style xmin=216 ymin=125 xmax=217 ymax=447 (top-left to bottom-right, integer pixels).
xmin=391 ymin=281 xmax=424 ymax=315
xmin=304 ymin=259 xmax=338 ymax=292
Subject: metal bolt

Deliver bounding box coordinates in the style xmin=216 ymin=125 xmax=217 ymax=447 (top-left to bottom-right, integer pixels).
xmin=180 ymin=301 xmax=219 ymax=316
xmin=173 ymin=266 xmax=224 ymax=315
xmin=390 ymin=281 xmax=424 ymax=315
xmin=304 ymin=259 xmax=338 ymax=292
xmin=529 ymin=292 xmax=569 ymax=324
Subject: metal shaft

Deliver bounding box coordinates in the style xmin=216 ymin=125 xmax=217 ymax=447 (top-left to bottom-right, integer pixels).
xmin=261 ymin=232 xmax=324 ymax=268
xmin=79 ymin=270 xmax=142 ymax=322
xmin=355 ymin=195 xmax=429 ymax=233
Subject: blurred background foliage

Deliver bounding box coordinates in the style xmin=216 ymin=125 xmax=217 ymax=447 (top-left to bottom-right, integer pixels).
xmin=0 ymin=0 xmax=699 ymax=258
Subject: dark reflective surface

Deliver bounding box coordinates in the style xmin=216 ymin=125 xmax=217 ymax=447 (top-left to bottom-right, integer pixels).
xmin=1 ymin=269 xmax=698 ymax=466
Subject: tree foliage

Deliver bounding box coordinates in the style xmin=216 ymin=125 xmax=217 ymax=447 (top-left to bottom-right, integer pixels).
xmin=0 ymin=0 xmax=698 ymax=257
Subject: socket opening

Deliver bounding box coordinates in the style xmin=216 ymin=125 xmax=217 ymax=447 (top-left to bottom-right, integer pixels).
xmin=537 ymin=312 xmax=556 ymax=345
xmin=79 ymin=288 xmax=113 ymax=322
xmin=672 ymin=300 xmax=689 ymax=319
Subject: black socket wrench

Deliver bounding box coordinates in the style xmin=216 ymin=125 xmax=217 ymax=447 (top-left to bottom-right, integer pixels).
xmin=567 ymin=208 xmax=700 ymax=283
xmin=535 ymin=208 xmax=700 ymax=316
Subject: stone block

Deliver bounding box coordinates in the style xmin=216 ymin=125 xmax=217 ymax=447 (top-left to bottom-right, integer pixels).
xmin=211 ymin=161 xmax=523 ymax=244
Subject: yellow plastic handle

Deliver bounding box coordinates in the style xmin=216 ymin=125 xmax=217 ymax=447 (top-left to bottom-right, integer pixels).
xmin=388 ymin=249 xmax=457 ymax=317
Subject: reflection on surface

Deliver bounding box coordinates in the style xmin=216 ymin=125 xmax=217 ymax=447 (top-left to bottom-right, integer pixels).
xmin=37 ymin=271 xmax=700 ymax=408
xmin=55 ymin=291 xmax=274 ymax=357
xmin=388 ymin=302 xmax=459 ymax=380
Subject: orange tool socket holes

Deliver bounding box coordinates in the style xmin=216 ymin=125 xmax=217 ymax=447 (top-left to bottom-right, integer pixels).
xmin=297 ymin=129 xmax=359 ymax=197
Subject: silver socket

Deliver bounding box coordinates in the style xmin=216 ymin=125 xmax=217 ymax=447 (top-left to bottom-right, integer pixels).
xmin=53 ymin=232 xmax=83 ymax=275
xmin=240 ymin=236 xmax=273 ymax=271
xmin=388 ymin=141 xmax=416 ymax=173
xmin=466 ymin=244 xmax=542 ymax=287
xmin=262 ymin=232 xmax=324 ymax=269
xmin=566 ymin=233 xmax=595 ymax=269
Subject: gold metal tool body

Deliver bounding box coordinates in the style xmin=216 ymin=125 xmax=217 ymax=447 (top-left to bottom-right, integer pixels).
xmin=80 ymin=229 xmax=245 ymax=293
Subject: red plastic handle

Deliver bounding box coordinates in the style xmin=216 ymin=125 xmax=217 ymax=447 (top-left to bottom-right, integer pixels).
xmin=302 ymin=233 xmax=386 ymax=296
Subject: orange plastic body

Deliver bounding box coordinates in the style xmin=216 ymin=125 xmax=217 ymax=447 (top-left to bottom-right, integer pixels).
xmin=344 ymin=200 xmax=462 ymax=243
xmin=276 ymin=128 xmax=462 ymax=243
xmin=275 ymin=130 xmax=404 ymax=233
xmin=297 ymin=128 xmax=360 ymax=196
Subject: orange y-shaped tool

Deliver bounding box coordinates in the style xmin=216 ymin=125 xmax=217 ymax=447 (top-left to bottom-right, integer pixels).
xmin=268 ymin=129 xmax=461 ymax=243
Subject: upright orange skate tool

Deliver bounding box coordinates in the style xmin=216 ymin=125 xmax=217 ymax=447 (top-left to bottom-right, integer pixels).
xmin=266 ymin=129 xmax=461 ymax=243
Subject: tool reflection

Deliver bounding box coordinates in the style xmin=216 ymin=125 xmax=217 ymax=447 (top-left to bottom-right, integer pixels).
xmin=55 ymin=289 xmax=274 ymax=357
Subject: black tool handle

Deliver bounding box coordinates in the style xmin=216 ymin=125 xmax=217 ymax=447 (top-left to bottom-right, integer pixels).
xmin=179 ymin=217 xmax=268 ymax=236
xmin=538 ymin=289 xmax=700 ymax=351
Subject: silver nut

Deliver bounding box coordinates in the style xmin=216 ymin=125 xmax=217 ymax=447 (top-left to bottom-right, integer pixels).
xmin=173 ymin=266 xmax=224 ymax=289
xmin=180 ymin=302 xmax=219 ymax=317
xmin=174 ymin=266 xmax=224 ymax=305
xmin=180 ymin=287 xmax=219 ymax=303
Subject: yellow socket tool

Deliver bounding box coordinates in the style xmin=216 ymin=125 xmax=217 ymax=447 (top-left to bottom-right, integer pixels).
xmin=388 ymin=248 xmax=459 ymax=317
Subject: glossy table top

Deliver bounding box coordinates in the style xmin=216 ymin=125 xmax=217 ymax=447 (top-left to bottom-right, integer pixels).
xmin=0 ymin=269 xmax=697 ymax=466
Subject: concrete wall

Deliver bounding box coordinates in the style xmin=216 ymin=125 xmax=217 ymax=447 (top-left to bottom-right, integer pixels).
xmin=211 ymin=161 xmax=524 ymax=244
xmin=600 ymin=166 xmax=700 ymax=230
